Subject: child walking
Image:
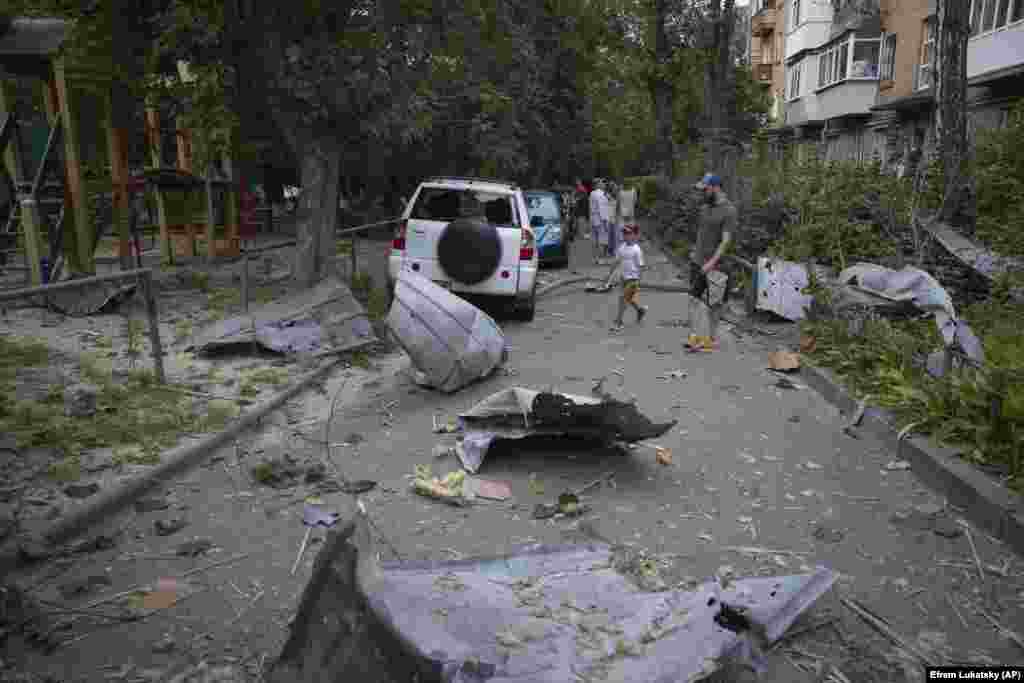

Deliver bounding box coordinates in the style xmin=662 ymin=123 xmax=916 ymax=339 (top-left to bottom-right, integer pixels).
xmin=603 ymin=225 xmax=648 ymax=332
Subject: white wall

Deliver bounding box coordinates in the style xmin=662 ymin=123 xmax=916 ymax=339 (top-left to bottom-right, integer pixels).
xmin=817 ymin=80 xmax=879 ymax=119
xmin=967 ymin=21 xmax=1024 ymax=81
xmin=784 ymin=0 xmax=833 ymax=60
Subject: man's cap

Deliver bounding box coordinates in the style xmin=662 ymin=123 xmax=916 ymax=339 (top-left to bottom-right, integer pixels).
xmin=695 ymin=173 xmax=722 ymax=189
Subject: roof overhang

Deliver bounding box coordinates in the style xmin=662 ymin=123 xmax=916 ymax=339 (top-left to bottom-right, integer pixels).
xmin=0 ymin=17 xmax=70 ymax=77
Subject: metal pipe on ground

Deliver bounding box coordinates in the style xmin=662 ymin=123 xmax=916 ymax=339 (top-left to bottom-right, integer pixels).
xmin=39 ymin=336 xmax=379 ymax=547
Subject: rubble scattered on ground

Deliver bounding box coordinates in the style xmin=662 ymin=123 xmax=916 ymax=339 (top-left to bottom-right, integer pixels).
xmin=176 ymin=539 xmax=214 ymax=557
xmin=155 ymin=518 xmax=189 ymax=537
xmin=411 ymin=465 xmax=467 ymax=506
xmin=889 ymin=505 xmax=963 ymax=539
xmin=134 ymin=495 xmax=170 ymax=513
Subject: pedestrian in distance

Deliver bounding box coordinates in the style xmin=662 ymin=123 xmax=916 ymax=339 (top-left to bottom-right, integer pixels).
xmin=589 ymin=179 xmax=611 ymax=265
xmin=687 ymin=173 xmax=738 ymax=344
xmin=603 ymin=224 xmax=648 ymax=332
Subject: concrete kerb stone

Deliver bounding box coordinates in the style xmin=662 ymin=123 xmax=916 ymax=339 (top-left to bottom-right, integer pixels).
xmin=801 ymin=362 xmax=1024 ymax=558
xmin=0 ymin=337 xmax=381 ymax=577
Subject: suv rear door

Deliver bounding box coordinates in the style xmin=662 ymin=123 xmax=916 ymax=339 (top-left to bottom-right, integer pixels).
xmin=404 ymin=184 xmax=524 ymax=296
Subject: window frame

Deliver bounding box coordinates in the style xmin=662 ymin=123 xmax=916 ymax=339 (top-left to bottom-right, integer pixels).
xmin=917 ymin=18 xmax=935 ymax=91
xmin=879 ymin=32 xmax=897 ymax=82
xmin=814 ymin=34 xmax=880 ymax=91
xmin=969 ymin=0 xmax=1024 ymax=38
xmin=787 ymin=61 xmax=803 ymax=101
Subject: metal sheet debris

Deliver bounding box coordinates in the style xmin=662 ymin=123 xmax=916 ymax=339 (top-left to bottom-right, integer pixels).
xmin=274 ymin=514 xmax=839 ymax=683
xmin=756 ymin=257 xmax=819 ymax=322
xmin=386 ymin=272 xmax=507 ymax=393
xmin=837 ymin=263 xmax=985 ymax=369
xmin=187 ymin=277 xmax=371 ymax=355
xmin=454 ymin=387 xmax=675 ymax=473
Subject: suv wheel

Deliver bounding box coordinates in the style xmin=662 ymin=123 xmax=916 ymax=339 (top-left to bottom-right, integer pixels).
xmin=515 ymin=285 xmax=537 ymax=322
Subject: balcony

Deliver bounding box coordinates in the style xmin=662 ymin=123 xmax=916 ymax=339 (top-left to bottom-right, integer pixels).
xmin=752 ymin=8 xmax=776 ymax=37
xmin=816 ymin=79 xmax=879 ymax=120
xmin=756 ymin=63 xmax=773 ymax=82
xmin=967 ymin=21 xmax=1024 ymax=84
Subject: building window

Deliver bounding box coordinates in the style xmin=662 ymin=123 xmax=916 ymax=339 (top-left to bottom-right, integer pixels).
xmin=918 ymin=18 xmax=935 ymax=90
xmin=788 ymin=62 xmax=802 ymax=100
xmin=816 ymin=34 xmax=878 ymax=90
xmin=970 ymin=0 xmax=1024 ymax=37
xmin=792 ymin=0 xmax=802 ymax=27
xmin=879 ymin=33 xmax=897 ymax=81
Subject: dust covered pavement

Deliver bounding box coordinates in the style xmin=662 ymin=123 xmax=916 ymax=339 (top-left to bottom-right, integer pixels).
xmin=3 ymin=234 xmax=1024 ymax=682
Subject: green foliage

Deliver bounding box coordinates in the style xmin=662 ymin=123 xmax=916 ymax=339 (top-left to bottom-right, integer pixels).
xmin=751 ymin=156 xmax=909 ymax=269
xmin=805 ymin=307 xmax=1024 ymax=491
xmin=972 ymin=98 xmax=1024 ymax=258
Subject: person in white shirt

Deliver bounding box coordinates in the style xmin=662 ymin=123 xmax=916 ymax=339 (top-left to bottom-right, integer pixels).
xmin=589 ymin=180 xmax=611 ymax=264
xmin=602 ymin=224 xmax=648 ymax=331
xmin=618 ymin=181 xmax=637 ymax=227
xmin=607 ymin=182 xmax=620 ymax=258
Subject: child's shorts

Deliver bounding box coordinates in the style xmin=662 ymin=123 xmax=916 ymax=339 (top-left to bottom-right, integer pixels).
xmin=622 ymin=279 xmax=640 ymax=304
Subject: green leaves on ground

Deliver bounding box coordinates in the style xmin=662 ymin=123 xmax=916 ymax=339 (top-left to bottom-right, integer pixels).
xmin=804 ymin=306 xmax=1024 ymax=492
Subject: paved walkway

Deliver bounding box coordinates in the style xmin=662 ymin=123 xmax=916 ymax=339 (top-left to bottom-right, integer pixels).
xmin=10 ymin=229 xmax=1024 ymax=681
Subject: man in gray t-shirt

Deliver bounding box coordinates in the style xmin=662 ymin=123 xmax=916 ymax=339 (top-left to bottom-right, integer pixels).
xmin=688 ymin=173 xmax=738 ymax=341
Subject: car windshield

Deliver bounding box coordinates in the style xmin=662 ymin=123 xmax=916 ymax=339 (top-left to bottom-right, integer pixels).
xmin=410 ymin=188 xmax=515 ymax=225
xmin=525 ymin=194 xmax=560 ymax=221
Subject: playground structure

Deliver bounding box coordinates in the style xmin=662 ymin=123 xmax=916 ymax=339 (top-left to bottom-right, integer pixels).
xmin=0 ymin=16 xmax=259 ymax=288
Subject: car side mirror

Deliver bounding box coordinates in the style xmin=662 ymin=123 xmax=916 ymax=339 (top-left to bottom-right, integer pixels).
xmin=530 ymin=216 xmax=544 ymax=227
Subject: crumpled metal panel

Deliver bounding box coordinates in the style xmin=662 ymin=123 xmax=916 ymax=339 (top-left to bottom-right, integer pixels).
xmin=362 ymin=542 xmax=838 ymax=683
xmin=187 ymin=277 xmax=371 ymax=355
xmin=385 ymin=272 xmax=507 ymax=393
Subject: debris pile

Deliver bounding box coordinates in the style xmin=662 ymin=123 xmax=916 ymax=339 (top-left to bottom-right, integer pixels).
xmin=450 ymin=387 xmax=676 ymax=472
xmin=271 ymin=514 xmax=839 ymax=683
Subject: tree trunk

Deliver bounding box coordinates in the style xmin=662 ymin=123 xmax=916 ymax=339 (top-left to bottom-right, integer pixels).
xmin=932 ymin=0 xmax=971 ymax=226
xmin=650 ymin=0 xmax=675 ymax=179
xmin=293 ymin=141 xmax=342 ymax=287
xmin=703 ymin=0 xmax=739 ymax=196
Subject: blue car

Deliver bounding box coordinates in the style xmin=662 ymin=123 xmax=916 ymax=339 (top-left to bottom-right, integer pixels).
xmin=524 ymin=190 xmax=570 ymax=267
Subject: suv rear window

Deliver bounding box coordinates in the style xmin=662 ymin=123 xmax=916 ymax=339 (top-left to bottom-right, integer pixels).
xmin=525 ymin=194 xmax=560 ymax=221
xmin=411 ymin=188 xmax=516 ymax=226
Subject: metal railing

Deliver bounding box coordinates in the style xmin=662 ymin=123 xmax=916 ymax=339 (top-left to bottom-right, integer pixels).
xmin=0 ymin=268 xmax=166 ymax=384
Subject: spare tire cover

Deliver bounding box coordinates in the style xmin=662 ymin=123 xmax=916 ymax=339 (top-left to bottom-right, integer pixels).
xmin=438 ymin=217 xmax=502 ymax=285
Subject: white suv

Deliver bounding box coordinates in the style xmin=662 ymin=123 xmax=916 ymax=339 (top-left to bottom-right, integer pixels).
xmin=387 ymin=177 xmax=539 ymax=321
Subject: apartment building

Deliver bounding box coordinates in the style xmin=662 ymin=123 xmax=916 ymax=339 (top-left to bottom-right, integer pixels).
xmin=757 ymin=0 xmax=1024 ymax=166
xmin=750 ymin=0 xmax=787 ymax=123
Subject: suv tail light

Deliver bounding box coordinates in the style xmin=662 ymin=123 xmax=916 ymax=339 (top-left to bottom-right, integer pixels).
xmin=393 ymin=220 xmax=407 ymax=250
xmin=519 ymin=230 xmax=535 ymax=260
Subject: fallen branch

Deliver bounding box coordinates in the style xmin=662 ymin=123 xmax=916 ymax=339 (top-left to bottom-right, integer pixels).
xmin=979 ymin=610 xmax=1024 ymax=653
xmin=767 ymin=617 xmax=839 ymax=652
xmin=945 ymin=595 xmax=969 ymax=629
xmin=959 ymin=520 xmax=987 ymax=583
xmin=722 ymin=546 xmax=812 ymax=557
xmin=840 ymin=596 xmax=931 ymax=665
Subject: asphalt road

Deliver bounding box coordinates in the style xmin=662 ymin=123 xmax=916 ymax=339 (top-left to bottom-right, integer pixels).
xmin=12 ymin=227 xmax=1024 ymax=682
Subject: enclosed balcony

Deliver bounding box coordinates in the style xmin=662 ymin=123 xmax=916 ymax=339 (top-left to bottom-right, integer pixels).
xmin=752 ymin=7 xmax=777 ymax=37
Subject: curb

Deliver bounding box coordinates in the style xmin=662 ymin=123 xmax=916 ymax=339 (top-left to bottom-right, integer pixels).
xmin=0 ymin=337 xmax=380 ymax=577
xmin=801 ymin=362 xmax=1024 ymax=558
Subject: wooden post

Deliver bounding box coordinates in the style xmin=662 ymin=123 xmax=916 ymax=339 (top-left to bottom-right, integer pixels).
xmin=145 ymin=107 xmax=173 ymax=265
xmin=224 ymin=138 xmax=240 ymax=257
xmin=205 ymin=160 xmax=216 ymax=264
xmin=52 ymin=57 xmax=94 ymax=275
xmin=40 ymin=75 xmax=79 ymax=274
xmin=138 ymin=269 xmax=166 ymax=384
xmin=0 ymin=81 xmax=25 ymax=191
xmin=105 ymin=95 xmax=132 ymax=271
xmin=19 ymin=198 xmax=44 ymax=285
xmin=175 ymin=116 xmax=198 ymax=258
